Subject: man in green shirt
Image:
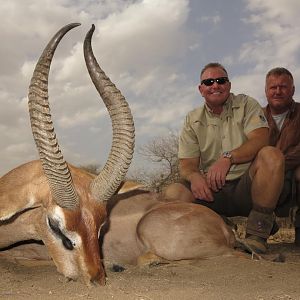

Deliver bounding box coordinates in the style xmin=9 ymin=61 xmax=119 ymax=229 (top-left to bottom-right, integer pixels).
xmin=165 ymin=62 xmax=285 ymax=253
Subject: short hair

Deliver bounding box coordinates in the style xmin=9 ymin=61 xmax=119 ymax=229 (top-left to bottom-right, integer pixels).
xmin=200 ymin=62 xmax=228 ymax=78
xmin=266 ymin=67 xmax=294 ymax=82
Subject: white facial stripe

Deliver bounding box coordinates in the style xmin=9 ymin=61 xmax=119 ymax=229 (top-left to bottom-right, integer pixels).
xmin=49 ymin=234 xmax=79 ymax=280
xmin=48 ymin=206 xmax=82 ymax=249
xmin=98 ymin=221 xmax=106 ymax=238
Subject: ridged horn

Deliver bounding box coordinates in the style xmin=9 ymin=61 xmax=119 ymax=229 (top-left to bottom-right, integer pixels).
xmin=28 ymin=23 xmax=81 ymax=210
xmin=84 ymin=24 xmax=135 ymax=202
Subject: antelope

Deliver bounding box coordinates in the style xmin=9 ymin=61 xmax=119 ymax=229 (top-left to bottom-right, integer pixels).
xmin=0 ymin=189 xmax=236 ymax=269
xmin=0 ymin=23 xmax=135 ymax=285
xmin=101 ymin=191 xmax=236 ymax=266
xmin=0 ymin=23 xmax=237 ymax=285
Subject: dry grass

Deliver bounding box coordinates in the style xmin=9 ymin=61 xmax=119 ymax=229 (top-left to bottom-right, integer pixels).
xmin=229 ymin=216 xmax=295 ymax=243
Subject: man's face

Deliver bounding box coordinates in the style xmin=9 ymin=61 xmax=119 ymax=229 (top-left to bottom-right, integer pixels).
xmin=265 ymin=74 xmax=295 ymax=114
xmin=199 ymin=67 xmax=231 ymax=108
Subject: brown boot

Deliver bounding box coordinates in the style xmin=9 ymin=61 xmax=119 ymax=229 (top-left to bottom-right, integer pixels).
xmin=245 ymin=207 xmax=275 ymax=254
xmin=244 ymin=235 xmax=268 ymax=254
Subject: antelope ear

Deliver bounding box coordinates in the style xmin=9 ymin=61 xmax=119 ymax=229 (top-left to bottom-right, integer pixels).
xmin=0 ymin=161 xmax=49 ymax=222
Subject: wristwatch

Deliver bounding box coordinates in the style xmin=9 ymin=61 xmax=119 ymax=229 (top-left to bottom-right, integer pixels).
xmin=222 ymin=151 xmax=234 ymax=164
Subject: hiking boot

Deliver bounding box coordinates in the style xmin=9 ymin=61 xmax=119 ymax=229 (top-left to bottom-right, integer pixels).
xmin=244 ymin=235 xmax=268 ymax=254
xmin=246 ymin=209 xmax=274 ymax=239
xmin=295 ymin=227 xmax=300 ymax=247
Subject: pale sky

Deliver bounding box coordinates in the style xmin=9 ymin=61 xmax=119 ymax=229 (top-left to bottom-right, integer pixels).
xmin=1 ymin=0 xmax=300 ymax=175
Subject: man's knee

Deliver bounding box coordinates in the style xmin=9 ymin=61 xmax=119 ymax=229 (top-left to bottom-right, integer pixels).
xmin=162 ymin=182 xmax=195 ymax=203
xmin=256 ymin=146 xmax=285 ymax=171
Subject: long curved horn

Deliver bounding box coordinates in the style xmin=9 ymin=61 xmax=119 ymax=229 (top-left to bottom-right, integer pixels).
xmin=84 ymin=24 xmax=135 ymax=202
xmin=28 ymin=23 xmax=81 ymax=210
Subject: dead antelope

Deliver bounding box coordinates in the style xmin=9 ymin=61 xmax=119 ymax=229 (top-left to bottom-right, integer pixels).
xmin=101 ymin=191 xmax=236 ymax=266
xmin=1 ymin=189 xmax=236 ymax=269
xmin=0 ymin=23 xmax=135 ymax=285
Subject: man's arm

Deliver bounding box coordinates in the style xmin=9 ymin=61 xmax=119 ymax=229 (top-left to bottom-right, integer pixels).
xmin=179 ymin=157 xmax=201 ymax=181
xmin=206 ymin=127 xmax=269 ymax=191
xmin=230 ymin=127 xmax=269 ymax=163
xmin=179 ymin=157 xmax=214 ymax=202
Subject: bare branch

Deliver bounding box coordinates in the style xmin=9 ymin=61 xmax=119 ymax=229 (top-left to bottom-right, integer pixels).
xmin=137 ymin=131 xmax=179 ymax=191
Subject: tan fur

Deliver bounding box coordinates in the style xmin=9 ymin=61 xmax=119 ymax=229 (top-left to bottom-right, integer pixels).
xmin=101 ymin=192 xmax=235 ymax=266
xmin=0 ymin=160 xmax=106 ymax=285
xmin=2 ymin=185 xmax=236 ymax=272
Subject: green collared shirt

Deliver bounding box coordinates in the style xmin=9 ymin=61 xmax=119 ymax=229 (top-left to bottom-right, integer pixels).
xmin=178 ymin=93 xmax=268 ymax=180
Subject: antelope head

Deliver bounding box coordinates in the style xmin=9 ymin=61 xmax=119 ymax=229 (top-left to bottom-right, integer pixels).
xmin=25 ymin=23 xmax=135 ymax=284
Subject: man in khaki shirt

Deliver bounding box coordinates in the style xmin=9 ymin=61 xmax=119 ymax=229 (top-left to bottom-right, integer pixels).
xmin=165 ymin=62 xmax=285 ymax=254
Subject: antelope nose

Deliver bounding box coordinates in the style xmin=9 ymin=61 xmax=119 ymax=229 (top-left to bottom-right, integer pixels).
xmin=91 ymin=270 xmax=106 ymax=286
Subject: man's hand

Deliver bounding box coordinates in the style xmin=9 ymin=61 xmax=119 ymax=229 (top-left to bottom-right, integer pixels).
xmin=206 ymin=157 xmax=231 ymax=192
xmin=179 ymin=157 xmax=214 ymax=202
xmin=189 ymin=172 xmax=214 ymax=202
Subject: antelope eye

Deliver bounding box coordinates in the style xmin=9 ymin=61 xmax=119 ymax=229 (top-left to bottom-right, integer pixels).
xmin=62 ymin=238 xmax=74 ymax=250
xmin=47 ymin=217 xmax=74 ymax=251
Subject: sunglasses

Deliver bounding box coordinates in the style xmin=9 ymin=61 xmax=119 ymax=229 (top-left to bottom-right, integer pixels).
xmin=201 ymin=77 xmax=229 ymax=86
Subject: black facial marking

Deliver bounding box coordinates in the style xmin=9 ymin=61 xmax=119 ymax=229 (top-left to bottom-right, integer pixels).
xmin=47 ymin=217 xmax=75 ymax=251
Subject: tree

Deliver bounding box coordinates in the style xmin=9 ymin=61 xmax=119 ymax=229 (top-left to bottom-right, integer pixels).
xmin=137 ymin=131 xmax=179 ymax=191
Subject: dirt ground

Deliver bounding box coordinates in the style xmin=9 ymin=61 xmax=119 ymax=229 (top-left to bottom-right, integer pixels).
xmin=1 ymin=225 xmax=300 ymax=300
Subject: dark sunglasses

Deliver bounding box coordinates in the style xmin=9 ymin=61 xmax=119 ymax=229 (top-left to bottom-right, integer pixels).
xmin=201 ymin=77 xmax=229 ymax=86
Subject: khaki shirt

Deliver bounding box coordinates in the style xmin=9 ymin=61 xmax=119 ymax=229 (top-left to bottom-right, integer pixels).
xmin=179 ymin=93 xmax=268 ymax=180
